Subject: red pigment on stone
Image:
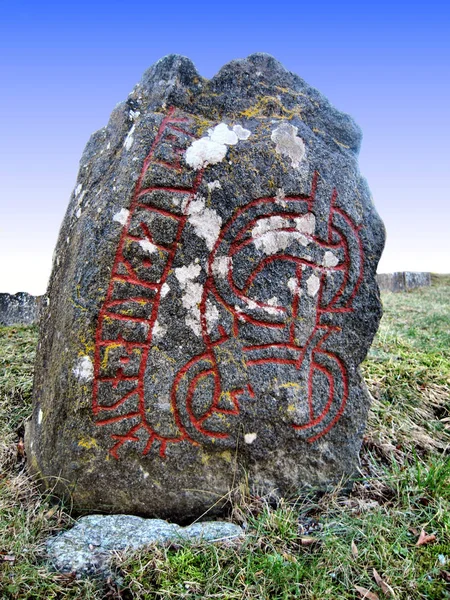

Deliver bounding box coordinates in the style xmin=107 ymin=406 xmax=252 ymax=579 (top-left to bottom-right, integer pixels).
xmin=93 ymin=109 xmax=365 ymax=458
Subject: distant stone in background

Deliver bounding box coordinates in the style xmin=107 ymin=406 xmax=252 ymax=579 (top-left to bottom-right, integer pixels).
xmin=47 ymin=515 xmax=243 ymax=577
xmin=376 ymin=272 xmax=431 ymax=292
xmin=0 ymin=292 xmax=45 ymax=326
xmin=27 ymin=53 xmax=385 ymax=522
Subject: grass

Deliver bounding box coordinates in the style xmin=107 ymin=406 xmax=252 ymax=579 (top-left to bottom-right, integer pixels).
xmin=0 ymin=276 xmax=449 ymax=599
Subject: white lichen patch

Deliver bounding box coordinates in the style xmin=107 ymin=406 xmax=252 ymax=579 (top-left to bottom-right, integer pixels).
xmin=251 ymin=213 xmax=315 ymax=255
xmin=244 ymin=433 xmax=257 ymax=444
xmin=161 ymin=282 xmax=170 ymax=298
xmin=113 ymin=208 xmax=130 ymax=226
xmin=187 ymin=196 xmax=222 ymax=250
xmin=306 ymin=273 xmax=320 ymax=297
xmin=233 ymin=124 xmax=251 ymax=140
xmin=139 ymin=239 xmax=158 ymax=255
xmin=288 ymin=277 xmax=301 ymax=296
xmin=185 ymin=137 xmax=228 ymax=170
xmin=75 ymin=184 xmax=83 ymax=197
xmin=73 ymin=356 xmax=94 ymax=382
xmin=275 ymin=188 xmax=287 ymax=206
xmin=38 ymin=408 xmax=43 ymax=425
xmin=129 ymin=109 xmax=140 ymax=121
xmin=234 ymin=305 xmax=245 ymax=321
xmin=205 ymin=299 xmax=220 ymax=333
xmin=181 ymin=196 xmax=190 ymax=214
xmin=323 ymin=250 xmax=339 ymax=267
xmin=152 ymin=319 xmax=167 ymax=339
xmin=271 ymin=122 xmax=306 ymax=168
xmin=209 ymin=122 xmax=239 ymax=145
xmin=185 ymin=122 xmax=249 ymax=170
xmin=253 ymin=229 xmax=309 ymax=256
xmin=139 ymin=465 xmax=150 ymax=479
xmin=124 ymin=124 xmax=136 ymax=151
xmin=252 ymin=215 xmax=289 ymax=237
xmin=183 ymin=283 xmax=204 ymax=336
xmin=245 ymin=298 xmax=258 ymax=310
xmin=175 ymin=263 xmax=204 ymax=336
xmin=294 ymin=213 xmax=315 ymax=235
xmin=263 ymin=301 xmax=284 ymax=316
xmin=212 ymin=256 xmax=232 ymax=278
xmin=174 ymin=263 xmax=202 ymax=287
xmin=207 ymin=180 xmax=222 ymax=192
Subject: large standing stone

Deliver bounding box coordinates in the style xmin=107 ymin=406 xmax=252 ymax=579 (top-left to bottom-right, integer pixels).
xmin=376 ymin=272 xmax=431 ymax=292
xmin=0 ymin=292 xmax=44 ymax=326
xmin=26 ymin=54 xmax=385 ymax=521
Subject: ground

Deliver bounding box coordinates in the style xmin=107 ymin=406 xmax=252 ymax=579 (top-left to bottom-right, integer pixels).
xmin=0 ymin=276 xmax=449 ymax=599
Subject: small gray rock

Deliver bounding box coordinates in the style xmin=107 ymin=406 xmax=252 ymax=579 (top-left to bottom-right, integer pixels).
xmin=46 ymin=515 xmax=244 ymax=576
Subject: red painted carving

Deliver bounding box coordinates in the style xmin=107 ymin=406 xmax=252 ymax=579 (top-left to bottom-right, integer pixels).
xmin=93 ymin=110 xmax=365 ymax=458
xmin=93 ymin=108 xmax=205 ymax=458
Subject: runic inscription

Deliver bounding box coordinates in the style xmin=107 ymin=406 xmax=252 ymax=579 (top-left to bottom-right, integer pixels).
xmin=93 ymin=108 xmax=364 ymax=459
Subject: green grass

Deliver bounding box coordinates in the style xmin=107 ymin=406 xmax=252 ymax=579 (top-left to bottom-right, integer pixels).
xmin=0 ymin=277 xmax=449 ymax=599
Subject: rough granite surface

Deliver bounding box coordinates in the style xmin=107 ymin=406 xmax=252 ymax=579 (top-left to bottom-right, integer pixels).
xmin=47 ymin=515 xmax=243 ymax=576
xmin=26 ymin=53 xmax=385 ymax=521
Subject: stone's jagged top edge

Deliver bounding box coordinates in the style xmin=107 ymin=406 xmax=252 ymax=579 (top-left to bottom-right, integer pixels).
xmin=140 ymin=54 xmax=203 ymax=88
xmin=213 ymin=52 xmax=288 ymax=77
xmin=210 ymin=53 xmax=362 ymax=153
xmin=132 ymin=53 xmax=362 ymax=155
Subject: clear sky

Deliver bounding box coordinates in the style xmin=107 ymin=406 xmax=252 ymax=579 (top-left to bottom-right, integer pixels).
xmin=1 ymin=0 xmax=449 ymax=294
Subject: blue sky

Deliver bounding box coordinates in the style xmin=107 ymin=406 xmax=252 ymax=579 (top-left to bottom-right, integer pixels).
xmin=1 ymin=0 xmax=449 ymax=294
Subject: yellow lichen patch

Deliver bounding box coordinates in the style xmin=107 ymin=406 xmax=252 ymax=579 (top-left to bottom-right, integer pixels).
xmin=240 ymin=96 xmax=302 ymax=120
xmin=114 ymin=308 xmax=134 ymax=316
xmin=101 ymin=343 xmax=121 ymax=370
xmin=275 ymin=85 xmax=294 ymax=95
xmin=200 ymin=452 xmax=210 ymax=465
xmin=152 ymin=346 xmax=176 ymax=365
xmin=192 ymin=114 xmax=213 ymax=136
xmin=220 ymin=450 xmax=232 ymax=463
xmin=313 ymin=127 xmax=326 ymax=136
xmin=333 ymin=138 xmax=351 ymax=149
xmin=78 ymin=437 xmax=98 ymax=450
xmin=279 ymin=382 xmax=301 ymax=390
xmin=70 ymin=296 xmax=88 ymax=312
xmin=287 ymin=404 xmax=297 ymax=413
xmin=78 ymin=331 xmax=95 ymax=356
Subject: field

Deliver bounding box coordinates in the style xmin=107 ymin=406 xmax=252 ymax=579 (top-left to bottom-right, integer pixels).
xmin=0 ymin=276 xmax=449 ymax=599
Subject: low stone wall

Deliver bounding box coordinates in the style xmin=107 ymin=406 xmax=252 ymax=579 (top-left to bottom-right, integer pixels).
xmin=376 ymin=272 xmax=431 ymax=292
xmin=0 ymin=292 xmax=45 ymax=326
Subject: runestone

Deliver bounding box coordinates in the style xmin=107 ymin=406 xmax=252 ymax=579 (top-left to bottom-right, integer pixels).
xmin=27 ymin=54 xmax=385 ymax=520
